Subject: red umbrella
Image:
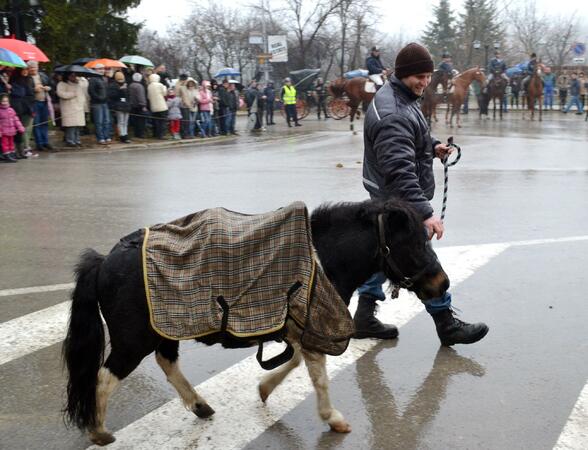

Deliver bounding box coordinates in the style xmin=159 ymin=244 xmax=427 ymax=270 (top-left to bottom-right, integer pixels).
xmin=0 ymin=38 xmax=49 ymax=62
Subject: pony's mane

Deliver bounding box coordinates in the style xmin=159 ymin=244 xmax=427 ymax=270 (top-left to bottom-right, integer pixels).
xmin=328 ymin=78 xmax=347 ymax=98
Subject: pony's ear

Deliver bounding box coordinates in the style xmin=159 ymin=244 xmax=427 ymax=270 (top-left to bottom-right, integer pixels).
xmin=385 ymin=206 xmax=411 ymax=235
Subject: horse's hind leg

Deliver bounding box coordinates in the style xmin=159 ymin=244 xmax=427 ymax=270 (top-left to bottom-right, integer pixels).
xmin=156 ymin=339 xmax=215 ymax=418
xmin=301 ymin=346 xmax=351 ymax=433
xmin=90 ymin=335 xmax=159 ymax=445
xmin=258 ymin=345 xmax=302 ymax=402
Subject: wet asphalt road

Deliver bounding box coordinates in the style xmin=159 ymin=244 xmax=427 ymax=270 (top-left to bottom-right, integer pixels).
xmin=1 ymin=111 xmax=587 ymax=450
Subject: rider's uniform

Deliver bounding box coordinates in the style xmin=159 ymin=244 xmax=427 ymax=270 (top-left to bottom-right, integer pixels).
xmin=437 ymin=60 xmax=454 ymax=93
xmin=522 ymin=58 xmax=538 ymax=91
xmin=487 ymin=57 xmax=508 ymax=82
xmin=366 ymin=54 xmax=385 ymax=86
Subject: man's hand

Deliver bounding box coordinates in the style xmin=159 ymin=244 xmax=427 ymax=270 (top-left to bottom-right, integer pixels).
xmin=424 ymin=215 xmax=444 ymax=240
xmin=434 ymin=143 xmax=454 ymax=159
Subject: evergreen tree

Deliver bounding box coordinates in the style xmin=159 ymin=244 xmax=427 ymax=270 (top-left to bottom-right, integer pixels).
xmin=455 ymin=0 xmax=503 ymax=69
xmin=30 ymin=0 xmax=141 ymax=65
xmin=422 ymin=0 xmax=456 ymax=64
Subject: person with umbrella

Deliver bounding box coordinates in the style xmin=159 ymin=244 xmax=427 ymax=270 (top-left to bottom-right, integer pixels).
xmin=57 ymin=72 xmax=86 ymax=147
xmin=88 ymin=64 xmax=112 ymax=144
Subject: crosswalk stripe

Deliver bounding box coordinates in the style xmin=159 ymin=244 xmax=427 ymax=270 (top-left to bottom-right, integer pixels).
xmin=89 ymin=243 xmax=508 ymax=449
xmin=0 ymin=282 xmax=74 ymax=298
xmin=554 ymin=380 xmax=588 ymax=450
xmin=0 ymin=301 xmax=70 ymax=365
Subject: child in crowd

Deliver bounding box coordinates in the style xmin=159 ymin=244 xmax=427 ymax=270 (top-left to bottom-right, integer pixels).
xmin=0 ymin=93 xmax=25 ymax=163
xmin=166 ymin=88 xmax=182 ymax=140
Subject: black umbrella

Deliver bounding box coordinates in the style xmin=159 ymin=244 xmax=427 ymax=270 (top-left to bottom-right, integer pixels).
xmin=53 ymin=64 xmax=102 ymax=77
xmin=72 ymin=57 xmax=95 ymax=65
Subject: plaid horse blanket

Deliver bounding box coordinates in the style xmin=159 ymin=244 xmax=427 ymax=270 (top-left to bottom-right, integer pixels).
xmin=141 ymin=202 xmax=354 ymax=356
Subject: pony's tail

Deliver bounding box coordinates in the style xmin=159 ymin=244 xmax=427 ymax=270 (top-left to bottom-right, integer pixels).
xmin=63 ymin=249 xmax=106 ymax=430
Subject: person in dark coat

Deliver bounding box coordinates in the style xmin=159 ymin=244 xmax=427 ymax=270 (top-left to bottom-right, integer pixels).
xmin=129 ymin=73 xmax=147 ymax=138
xmin=88 ymin=64 xmax=112 ymax=144
xmin=358 ymin=42 xmax=488 ymax=346
xmin=9 ymin=67 xmax=35 ymax=158
xmin=263 ymin=81 xmax=276 ymax=125
xmin=314 ymin=77 xmax=329 ymax=119
xmin=366 ymin=47 xmax=386 ymax=89
xmin=108 ymin=71 xmax=132 ymax=143
xmin=216 ymin=79 xmax=230 ymax=135
xmin=245 ymin=80 xmax=263 ymax=131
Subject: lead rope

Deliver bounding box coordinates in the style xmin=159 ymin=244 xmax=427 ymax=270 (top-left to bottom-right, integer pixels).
xmin=440 ymin=136 xmax=461 ymax=222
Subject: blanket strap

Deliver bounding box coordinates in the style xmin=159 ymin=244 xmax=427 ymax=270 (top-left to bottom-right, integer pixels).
xmin=256 ymin=341 xmax=295 ymax=370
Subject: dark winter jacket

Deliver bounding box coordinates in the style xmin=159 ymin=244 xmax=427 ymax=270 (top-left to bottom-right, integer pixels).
xmin=108 ymin=81 xmax=131 ymax=112
xmin=314 ymin=82 xmax=327 ymax=99
xmin=362 ymin=75 xmax=440 ymax=219
xmin=9 ymin=74 xmax=35 ymax=117
xmin=227 ymin=90 xmax=239 ymax=112
xmin=88 ymin=77 xmax=108 ymax=104
xmin=263 ymin=86 xmax=275 ymax=102
xmin=245 ymin=87 xmax=260 ymax=109
xmin=488 ymin=58 xmax=506 ymax=74
xmin=366 ymin=55 xmax=385 ymax=75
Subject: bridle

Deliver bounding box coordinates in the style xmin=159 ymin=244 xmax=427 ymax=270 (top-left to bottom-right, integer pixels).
xmin=377 ymin=214 xmax=436 ymax=289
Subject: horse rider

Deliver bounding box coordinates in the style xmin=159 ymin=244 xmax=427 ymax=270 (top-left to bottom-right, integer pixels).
xmin=357 ymin=42 xmax=489 ymax=346
xmin=437 ymin=53 xmax=454 ymax=94
xmin=487 ymin=50 xmax=508 ymax=84
xmin=522 ymin=52 xmax=538 ymax=93
xmin=366 ymin=46 xmax=386 ymax=90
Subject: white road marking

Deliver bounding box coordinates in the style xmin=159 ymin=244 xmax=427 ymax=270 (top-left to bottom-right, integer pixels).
xmin=91 ymin=243 xmax=507 ymax=450
xmin=554 ymin=380 xmax=588 ymax=450
xmin=0 ymin=282 xmax=74 ymax=298
xmin=0 ymin=301 xmax=70 ymax=365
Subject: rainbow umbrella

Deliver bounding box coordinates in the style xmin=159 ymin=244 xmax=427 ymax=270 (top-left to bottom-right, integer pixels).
xmin=0 ymin=47 xmax=26 ymax=68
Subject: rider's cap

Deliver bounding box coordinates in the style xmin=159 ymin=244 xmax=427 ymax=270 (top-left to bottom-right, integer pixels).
xmin=531 ymin=52 xmax=537 ymax=58
xmin=371 ymin=46 xmax=379 ymax=52
xmin=394 ymin=43 xmax=434 ymax=79
xmin=442 ymin=53 xmax=450 ymax=58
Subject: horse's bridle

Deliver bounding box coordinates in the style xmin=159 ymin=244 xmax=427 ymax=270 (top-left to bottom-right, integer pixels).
xmin=377 ymin=214 xmax=436 ymax=289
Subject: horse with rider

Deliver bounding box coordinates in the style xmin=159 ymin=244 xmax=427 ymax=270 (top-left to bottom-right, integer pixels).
xmin=485 ymin=50 xmax=509 ymax=120
xmin=366 ymin=46 xmax=387 ymax=90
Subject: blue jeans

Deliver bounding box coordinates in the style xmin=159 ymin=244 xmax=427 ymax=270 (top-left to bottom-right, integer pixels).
xmin=544 ymin=87 xmax=554 ymax=108
xmin=199 ymin=111 xmax=212 ymax=137
xmin=357 ymin=271 xmax=452 ymax=315
xmin=564 ymin=95 xmax=584 ymax=113
xmin=33 ymin=101 xmax=49 ymax=147
xmin=224 ymin=111 xmax=235 ymax=133
xmin=91 ymin=103 xmax=112 ymax=141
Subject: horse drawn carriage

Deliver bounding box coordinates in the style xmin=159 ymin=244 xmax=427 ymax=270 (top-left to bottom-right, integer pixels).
xmin=279 ymin=68 xmax=321 ymax=120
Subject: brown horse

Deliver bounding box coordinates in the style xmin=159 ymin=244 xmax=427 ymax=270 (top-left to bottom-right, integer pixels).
xmin=446 ymin=67 xmax=486 ymax=128
xmin=486 ymin=75 xmax=507 ymax=120
xmin=328 ymin=77 xmax=376 ymax=134
xmin=523 ymin=64 xmax=544 ymax=121
xmin=422 ymin=70 xmax=451 ymax=126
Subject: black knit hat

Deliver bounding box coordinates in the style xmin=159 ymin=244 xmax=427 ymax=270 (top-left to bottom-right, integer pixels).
xmin=394 ymin=43 xmax=434 ymax=79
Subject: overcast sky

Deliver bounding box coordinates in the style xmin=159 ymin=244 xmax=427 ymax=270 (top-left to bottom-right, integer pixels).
xmin=128 ymin=0 xmax=588 ymax=40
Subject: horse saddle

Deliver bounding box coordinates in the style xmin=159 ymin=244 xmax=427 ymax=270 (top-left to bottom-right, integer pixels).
xmin=364 ymin=81 xmax=377 ymax=93
xmin=141 ymin=202 xmax=354 ymax=360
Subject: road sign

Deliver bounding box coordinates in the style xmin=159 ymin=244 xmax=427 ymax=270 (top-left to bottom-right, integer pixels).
xmin=573 ymin=57 xmax=585 ymax=64
xmin=571 ymin=42 xmax=585 ymax=56
xmin=260 ymin=63 xmax=273 ymax=72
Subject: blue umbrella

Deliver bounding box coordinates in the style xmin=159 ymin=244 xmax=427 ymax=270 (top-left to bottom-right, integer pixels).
xmin=214 ymin=67 xmax=241 ymax=78
xmin=0 ymin=47 xmax=26 ymax=68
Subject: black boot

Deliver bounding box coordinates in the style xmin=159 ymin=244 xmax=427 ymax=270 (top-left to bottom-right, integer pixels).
xmin=432 ymin=309 xmax=489 ymax=346
xmin=353 ymin=295 xmax=398 ymax=339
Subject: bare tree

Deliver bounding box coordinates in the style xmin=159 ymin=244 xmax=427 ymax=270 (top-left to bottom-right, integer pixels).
xmin=508 ymin=0 xmax=548 ymax=58
xmin=542 ymin=14 xmax=581 ymax=67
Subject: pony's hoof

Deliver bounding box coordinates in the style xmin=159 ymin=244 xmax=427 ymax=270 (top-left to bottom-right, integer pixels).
xmin=329 ymin=421 xmax=352 ymax=433
xmin=193 ymin=403 xmax=215 ymax=418
xmin=258 ymin=383 xmax=271 ymax=403
xmin=89 ymin=431 xmax=116 ymax=446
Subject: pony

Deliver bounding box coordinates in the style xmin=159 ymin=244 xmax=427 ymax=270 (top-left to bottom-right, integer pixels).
xmin=63 ymin=199 xmax=448 ymax=446
xmin=446 ymin=67 xmax=486 ymax=128
xmin=328 ymin=76 xmax=378 ymax=134
xmin=523 ymin=64 xmax=544 ymax=121
xmin=486 ymin=75 xmax=508 ymax=120
xmin=422 ymin=70 xmax=451 ymax=126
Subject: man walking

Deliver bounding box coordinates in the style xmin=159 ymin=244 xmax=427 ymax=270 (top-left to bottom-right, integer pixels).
xmin=562 ymin=72 xmax=584 ymax=114
xmin=314 ymin=77 xmax=329 ymax=120
xmin=358 ymin=42 xmax=489 ymax=346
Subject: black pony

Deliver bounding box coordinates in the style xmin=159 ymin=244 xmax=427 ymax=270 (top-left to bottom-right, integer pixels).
xmin=63 ymin=199 xmax=448 ymax=446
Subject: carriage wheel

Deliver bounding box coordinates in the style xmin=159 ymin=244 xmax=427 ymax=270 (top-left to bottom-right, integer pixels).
xmin=297 ymin=99 xmax=310 ymax=120
xmin=328 ymin=98 xmax=350 ymax=120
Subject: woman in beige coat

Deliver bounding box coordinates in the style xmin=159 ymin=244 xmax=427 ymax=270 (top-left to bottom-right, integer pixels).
xmin=147 ymin=73 xmax=168 ymax=139
xmin=57 ymin=72 xmax=86 ymax=147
